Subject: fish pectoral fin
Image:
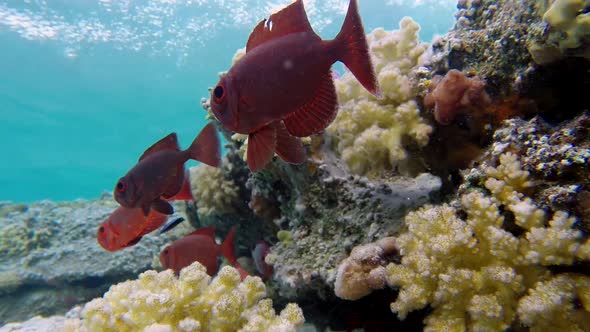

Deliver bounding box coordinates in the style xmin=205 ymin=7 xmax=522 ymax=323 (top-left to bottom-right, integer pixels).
xmin=247 ymin=125 xmax=277 ymax=172
xmin=275 ymin=122 xmax=306 ymax=165
xmin=283 ymin=71 xmax=338 ymax=137
xmin=139 ymin=133 xmax=180 ymax=162
xmin=246 ymin=0 xmax=314 ymax=52
xmin=151 ymin=199 xmax=174 ymax=215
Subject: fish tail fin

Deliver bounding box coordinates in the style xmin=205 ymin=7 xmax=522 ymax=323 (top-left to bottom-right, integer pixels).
xmin=187 ymin=122 xmax=221 ymax=167
xmin=334 ymin=0 xmax=379 ymax=96
xmin=221 ymin=226 xmax=238 ymax=265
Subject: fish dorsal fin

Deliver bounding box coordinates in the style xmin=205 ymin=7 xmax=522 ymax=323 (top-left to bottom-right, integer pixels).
xmin=283 ymin=71 xmax=338 ymax=137
xmin=188 ymin=226 xmax=216 ymax=239
xmin=139 ymin=133 xmax=180 ymax=162
xmin=247 ymin=125 xmax=276 ymax=172
xmin=246 ymin=0 xmax=313 ymax=52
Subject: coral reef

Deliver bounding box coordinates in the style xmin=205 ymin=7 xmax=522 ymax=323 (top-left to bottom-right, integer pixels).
xmin=328 ymin=17 xmax=432 ymax=176
xmin=81 ymin=262 xmax=304 ymax=332
xmin=0 ymin=195 xmax=191 ymax=325
xmin=334 ymin=237 xmax=398 ymax=301
xmin=189 ymin=163 xmax=239 ymax=217
xmin=423 ymin=69 xmax=491 ymax=125
xmin=529 ymin=0 xmax=590 ymax=64
xmin=251 ymin=152 xmax=441 ymax=300
xmin=469 ymin=113 xmax=590 ymax=230
xmin=385 ymin=152 xmax=590 ymax=331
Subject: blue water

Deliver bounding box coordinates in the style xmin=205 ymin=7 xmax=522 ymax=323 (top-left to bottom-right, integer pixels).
xmin=0 ymin=0 xmax=455 ymax=202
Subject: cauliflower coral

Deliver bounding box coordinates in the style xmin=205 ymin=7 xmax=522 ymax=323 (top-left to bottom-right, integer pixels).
xmin=327 ymin=17 xmax=432 ymax=175
xmin=189 ymin=164 xmax=239 ymax=217
xmin=81 ymin=262 xmax=304 ymax=332
xmin=386 ymin=153 xmax=590 ymax=331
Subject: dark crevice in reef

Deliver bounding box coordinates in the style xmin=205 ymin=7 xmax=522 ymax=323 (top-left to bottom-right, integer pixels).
xmin=520 ymin=58 xmax=590 ymax=124
xmin=285 ymin=289 xmax=427 ymax=332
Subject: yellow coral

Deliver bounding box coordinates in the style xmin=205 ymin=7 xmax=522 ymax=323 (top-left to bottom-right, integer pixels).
xmin=327 ymin=17 xmax=432 ymax=175
xmin=189 ymin=164 xmax=239 ymax=217
xmin=386 ymin=152 xmax=590 ymax=331
xmin=544 ymin=0 xmax=590 ymax=50
xmin=81 ymin=263 xmax=304 ymax=332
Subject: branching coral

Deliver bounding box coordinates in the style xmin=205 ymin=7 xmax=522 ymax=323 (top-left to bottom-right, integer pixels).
xmin=386 ymin=152 xmax=590 ymax=331
xmin=327 ymin=17 xmax=432 ymax=176
xmin=189 ymin=164 xmax=239 ymax=217
xmin=81 ymin=262 xmax=304 ymax=332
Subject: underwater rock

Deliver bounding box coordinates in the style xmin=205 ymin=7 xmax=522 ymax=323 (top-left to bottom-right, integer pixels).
xmin=0 ymin=194 xmax=190 ymax=325
xmin=463 ymin=112 xmax=590 ymax=231
xmin=246 ymin=147 xmax=441 ymax=300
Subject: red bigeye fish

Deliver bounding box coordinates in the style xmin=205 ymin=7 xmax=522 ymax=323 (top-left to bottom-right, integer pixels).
xmin=209 ymin=0 xmax=378 ymax=172
xmin=97 ymin=207 xmax=167 ymax=252
xmin=98 ymin=174 xmax=194 ymax=252
xmin=252 ymin=241 xmax=273 ymax=280
xmin=160 ymin=226 xmax=249 ymax=280
xmin=114 ymin=122 xmax=220 ymax=216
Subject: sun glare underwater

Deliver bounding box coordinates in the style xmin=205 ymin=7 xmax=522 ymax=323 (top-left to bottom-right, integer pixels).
xmin=0 ymin=0 xmax=454 ymax=202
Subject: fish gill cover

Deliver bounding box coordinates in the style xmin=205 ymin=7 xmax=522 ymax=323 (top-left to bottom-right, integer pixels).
xmin=0 ymin=0 xmax=454 ymax=202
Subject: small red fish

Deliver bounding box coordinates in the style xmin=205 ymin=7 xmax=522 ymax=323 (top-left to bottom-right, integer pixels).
xmin=210 ymin=0 xmax=378 ymax=172
xmin=114 ymin=123 xmax=220 ymax=216
xmin=160 ymin=226 xmax=249 ymax=279
xmin=98 ymin=175 xmax=194 ymax=252
xmin=97 ymin=207 xmax=167 ymax=252
xmin=252 ymin=240 xmax=273 ymax=280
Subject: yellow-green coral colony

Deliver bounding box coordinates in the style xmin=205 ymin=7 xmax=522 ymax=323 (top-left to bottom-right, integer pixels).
xmin=328 ymin=17 xmax=432 ymax=176
xmin=80 ymin=262 xmax=304 ymax=332
xmin=384 ymin=153 xmax=590 ymax=331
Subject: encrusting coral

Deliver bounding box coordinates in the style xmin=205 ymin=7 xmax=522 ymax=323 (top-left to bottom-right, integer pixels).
xmin=423 ymin=69 xmax=491 ymax=125
xmin=544 ymin=0 xmax=590 ymax=52
xmin=327 ymin=17 xmax=432 ymax=176
xmin=385 ymin=152 xmax=590 ymax=331
xmin=81 ymin=262 xmax=304 ymax=332
xmin=334 ymin=237 xmax=398 ymax=301
xmin=189 ymin=163 xmax=239 ymax=217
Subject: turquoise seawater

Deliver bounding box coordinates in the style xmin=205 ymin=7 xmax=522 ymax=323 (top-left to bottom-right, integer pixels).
xmin=0 ymin=0 xmax=455 ymax=202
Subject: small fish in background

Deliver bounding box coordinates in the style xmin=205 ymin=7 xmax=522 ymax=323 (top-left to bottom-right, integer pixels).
xmin=209 ymin=0 xmax=378 ymax=172
xmin=160 ymin=226 xmax=249 ymax=280
xmin=97 ymin=207 xmax=167 ymax=252
xmin=252 ymin=240 xmax=273 ymax=280
xmin=159 ymin=217 xmax=185 ymax=235
xmin=114 ymin=123 xmax=220 ymax=215
xmin=98 ymin=176 xmax=193 ymax=252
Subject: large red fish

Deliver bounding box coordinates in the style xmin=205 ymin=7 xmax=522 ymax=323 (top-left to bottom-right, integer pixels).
xmin=210 ymin=0 xmax=378 ymax=172
xmin=98 ymin=175 xmax=194 ymax=252
xmin=114 ymin=122 xmax=220 ymax=216
xmin=160 ymin=226 xmax=249 ymax=279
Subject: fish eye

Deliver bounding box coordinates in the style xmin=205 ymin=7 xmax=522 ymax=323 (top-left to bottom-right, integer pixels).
xmin=99 ymin=226 xmax=105 ymax=233
xmin=213 ymin=85 xmax=225 ymax=102
xmin=163 ymin=249 xmax=169 ymax=255
xmin=116 ymin=181 xmax=126 ymax=193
